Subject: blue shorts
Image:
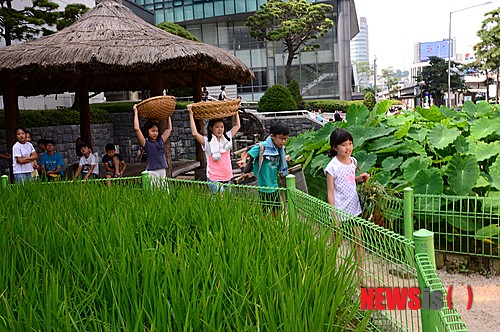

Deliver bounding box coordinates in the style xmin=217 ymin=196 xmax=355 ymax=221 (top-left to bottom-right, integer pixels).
xmin=14 ymin=172 xmax=32 ymax=184
xmin=208 ymin=179 xmax=231 ymax=194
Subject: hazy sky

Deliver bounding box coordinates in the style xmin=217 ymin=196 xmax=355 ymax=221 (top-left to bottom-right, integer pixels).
xmin=354 ymin=0 xmax=500 ymax=71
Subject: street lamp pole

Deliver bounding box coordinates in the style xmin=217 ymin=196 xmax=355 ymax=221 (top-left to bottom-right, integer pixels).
xmin=447 ymin=1 xmax=492 ymax=108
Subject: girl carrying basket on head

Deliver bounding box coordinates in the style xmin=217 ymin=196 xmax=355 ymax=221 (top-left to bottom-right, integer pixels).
xmin=188 ymin=105 xmax=240 ymax=193
xmin=133 ymin=104 xmax=172 ymax=183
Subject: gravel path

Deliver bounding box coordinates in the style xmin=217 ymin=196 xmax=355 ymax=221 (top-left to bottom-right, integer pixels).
xmin=437 ymin=269 xmax=500 ymax=332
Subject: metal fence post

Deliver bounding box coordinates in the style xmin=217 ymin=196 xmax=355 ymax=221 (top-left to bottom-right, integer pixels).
xmin=1 ymin=175 xmax=8 ymax=188
xmin=414 ymin=229 xmax=436 ymax=332
xmin=286 ymin=174 xmax=296 ymax=224
xmin=141 ymin=171 xmax=150 ymax=192
xmin=403 ymin=187 xmax=414 ymax=241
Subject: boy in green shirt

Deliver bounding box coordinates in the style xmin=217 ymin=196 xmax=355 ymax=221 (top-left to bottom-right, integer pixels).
xmin=244 ymin=122 xmax=290 ymax=214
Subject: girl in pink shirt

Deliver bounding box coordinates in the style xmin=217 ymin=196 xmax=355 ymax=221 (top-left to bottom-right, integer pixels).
xmin=188 ymin=107 xmax=240 ymax=193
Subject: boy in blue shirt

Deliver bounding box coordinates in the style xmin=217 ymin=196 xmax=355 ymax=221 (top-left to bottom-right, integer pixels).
xmin=40 ymin=139 xmax=64 ymax=180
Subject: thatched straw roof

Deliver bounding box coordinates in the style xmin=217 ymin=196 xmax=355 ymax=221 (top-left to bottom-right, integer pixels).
xmin=0 ymin=0 xmax=253 ymax=96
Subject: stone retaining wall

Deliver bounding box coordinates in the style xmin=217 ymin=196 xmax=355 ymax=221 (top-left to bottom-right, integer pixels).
xmin=0 ymin=111 xmax=321 ymax=173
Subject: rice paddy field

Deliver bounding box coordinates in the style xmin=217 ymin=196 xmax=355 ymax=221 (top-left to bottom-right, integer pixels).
xmin=0 ymin=182 xmax=370 ymax=331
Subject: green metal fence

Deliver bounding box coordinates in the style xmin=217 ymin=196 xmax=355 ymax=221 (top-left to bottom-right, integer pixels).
xmin=412 ymin=193 xmax=500 ymax=258
xmin=1 ymin=174 xmax=469 ymax=331
xmin=415 ymin=253 xmax=467 ymax=332
xmin=287 ymin=176 xmax=468 ymax=332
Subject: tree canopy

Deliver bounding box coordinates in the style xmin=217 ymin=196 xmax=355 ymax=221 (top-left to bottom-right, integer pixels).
xmin=157 ymin=22 xmax=200 ymax=42
xmin=245 ymin=0 xmax=333 ymax=84
xmin=354 ymin=61 xmax=374 ymax=89
xmin=0 ymin=0 xmax=58 ymax=46
xmin=474 ymin=7 xmax=500 ymax=104
xmin=381 ymin=67 xmax=399 ymax=98
xmin=56 ymin=3 xmax=89 ymax=31
xmin=0 ymin=0 xmax=89 ymax=46
xmin=420 ymin=56 xmax=466 ymax=107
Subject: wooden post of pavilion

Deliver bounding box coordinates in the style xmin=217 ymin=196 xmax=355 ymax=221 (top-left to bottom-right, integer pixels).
xmin=191 ymin=71 xmax=206 ymax=180
xmin=2 ymin=77 xmax=20 ymax=182
xmin=78 ymin=80 xmax=93 ymax=150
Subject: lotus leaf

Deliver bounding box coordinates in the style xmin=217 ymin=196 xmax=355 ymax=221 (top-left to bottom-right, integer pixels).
xmin=310 ymin=153 xmax=331 ymax=176
xmin=413 ymin=168 xmax=443 ymax=194
xmin=467 ymin=141 xmax=500 ymax=162
xmin=483 ymin=191 xmax=500 ymax=214
xmin=394 ymin=120 xmax=413 ymax=139
xmin=474 ymin=175 xmax=490 ymax=188
xmin=476 ymin=101 xmax=493 ymax=117
xmin=445 ymin=214 xmax=479 ymax=232
xmin=417 ymin=106 xmax=445 ymax=122
xmin=440 ymin=108 xmax=460 ymax=119
xmin=470 ymin=117 xmax=500 ymax=140
xmin=353 ymin=150 xmax=377 ymax=173
xmin=376 ymin=144 xmax=405 ymax=154
xmin=381 ymin=156 xmax=403 ymax=172
xmin=428 ymin=123 xmax=460 ymax=150
xmin=404 ymin=140 xmax=427 ymax=156
xmin=367 ymin=136 xmax=400 ymax=151
xmin=463 ymin=101 xmax=477 ymax=118
xmin=303 ymin=150 xmax=315 ymax=169
xmin=403 ymin=158 xmax=430 ymax=183
xmin=446 ymin=154 xmax=480 ymax=195
xmin=406 ymin=127 xmax=429 ymax=142
xmin=372 ymin=170 xmax=391 ymax=186
xmin=474 ymin=224 xmax=500 ymax=241
xmin=374 ymin=100 xmax=392 ymax=115
xmin=349 ymin=126 xmax=394 ymax=149
xmin=454 ymin=136 xmax=469 ymax=154
xmin=346 ymin=104 xmax=370 ymax=126
xmin=415 ymin=196 xmax=443 ymax=216
xmin=386 ymin=115 xmax=408 ymax=127
xmin=490 ymin=158 xmax=500 ymax=191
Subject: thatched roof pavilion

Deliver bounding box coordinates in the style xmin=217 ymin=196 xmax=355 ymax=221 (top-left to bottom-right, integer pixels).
xmin=0 ymin=0 xmax=253 ymax=178
xmin=0 ymin=0 xmax=252 ymax=95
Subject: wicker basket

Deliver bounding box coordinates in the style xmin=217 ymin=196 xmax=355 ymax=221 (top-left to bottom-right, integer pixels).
xmin=136 ymin=96 xmax=176 ymax=122
xmin=190 ymin=99 xmax=240 ymax=120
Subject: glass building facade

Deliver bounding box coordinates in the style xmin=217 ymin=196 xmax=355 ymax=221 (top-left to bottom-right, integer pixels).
xmin=132 ymin=0 xmax=355 ymax=101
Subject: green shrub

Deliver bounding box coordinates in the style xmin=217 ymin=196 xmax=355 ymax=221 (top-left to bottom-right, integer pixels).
xmin=363 ymin=92 xmax=376 ymax=111
xmin=288 ymin=80 xmax=302 ymax=107
xmin=168 ymin=87 xmax=194 ymax=98
xmin=0 ymin=100 xmax=190 ymax=129
xmin=0 ymin=108 xmax=110 ymax=128
xmin=258 ymin=84 xmax=297 ymax=112
xmin=91 ymin=100 xmax=188 ymax=113
xmin=90 ymin=102 xmax=135 ymax=113
xmin=175 ymin=101 xmax=190 ymax=110
xmin=304 ymin=99 xmax=363 ymax=112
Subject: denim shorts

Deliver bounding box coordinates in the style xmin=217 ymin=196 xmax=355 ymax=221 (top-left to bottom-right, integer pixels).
xmin=208 ymin=179 xmax=231 ymax=194
xmin=14 ymin=172 xmax=32 ymax=184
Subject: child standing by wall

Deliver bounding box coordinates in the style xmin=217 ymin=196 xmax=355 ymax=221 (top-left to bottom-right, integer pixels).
xmin=324 ymin=128 xmax=369 ymax=216
xmin=12 ymin=127 xmax=38 ymax=183
xmin=73 ymin=142 xmax=99 ymax=180
xmin=133 ymin=104 xmax=172 ymax=181
xmin=240 ymin=122 xmax=290 ymax=214
xmin=187 ymin=106 xmax=240 ymax=193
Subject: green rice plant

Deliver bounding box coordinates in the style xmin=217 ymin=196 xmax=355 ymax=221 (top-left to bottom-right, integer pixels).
xmin=0 ymin=181 xmax=369 ymax=331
